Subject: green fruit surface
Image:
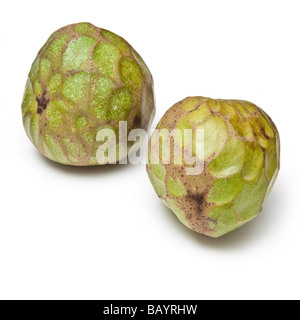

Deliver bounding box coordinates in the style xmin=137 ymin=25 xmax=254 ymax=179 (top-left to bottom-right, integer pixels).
xmin=22 ymin=23 xmax=155 ymax=165
xmin=146 ymin=97 xmax=280 ymax=238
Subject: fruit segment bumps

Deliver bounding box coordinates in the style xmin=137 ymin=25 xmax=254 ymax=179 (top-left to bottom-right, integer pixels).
xmin=146 ymin=97 xmax=280 ymax=238
xmin=22 ymin=23 xmax=155 ymax=165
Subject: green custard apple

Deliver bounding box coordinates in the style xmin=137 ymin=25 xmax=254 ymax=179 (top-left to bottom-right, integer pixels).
xmin=146 ymin=97 xmax=280 ymax=238
xmin=22 ymin=22 xmax=155 ymax=165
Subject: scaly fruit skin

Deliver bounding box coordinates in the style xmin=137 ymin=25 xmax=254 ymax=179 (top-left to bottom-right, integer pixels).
xmin=146 ymin=97 xmax=280 ymax=238
xmin=22 ymin=22 xmax=155 ymax=165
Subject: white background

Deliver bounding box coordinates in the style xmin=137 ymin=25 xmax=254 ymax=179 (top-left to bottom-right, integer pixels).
xmin=0 ymin=0 xmax=299 ymax=300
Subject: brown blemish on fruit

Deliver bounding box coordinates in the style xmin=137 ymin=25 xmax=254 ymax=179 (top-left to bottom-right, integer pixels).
xmin=133 ymin=116 xmax=141 ymax=127
xmin=186 ymin=192 xmax=206 ymax=216
xmin=260 ymin=127 xmax=270 ymax=140
xmin=36 ymin=91 xmax=49 ymax=115
xmin=178 ymin=189 xmax=213 ymax=234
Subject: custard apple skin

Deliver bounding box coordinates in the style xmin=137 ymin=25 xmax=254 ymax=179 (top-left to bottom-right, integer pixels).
xmin=22 ymin=23 xmax=155 ymax=165
xmin=146 ymin=97 xmax=280 ymax=238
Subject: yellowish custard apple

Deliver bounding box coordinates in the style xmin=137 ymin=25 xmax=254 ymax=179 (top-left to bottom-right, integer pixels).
xmin=22 ymin=22 xmax=155 ymax=165
xmin=146 ymin=97 xmax=280 ymax=238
